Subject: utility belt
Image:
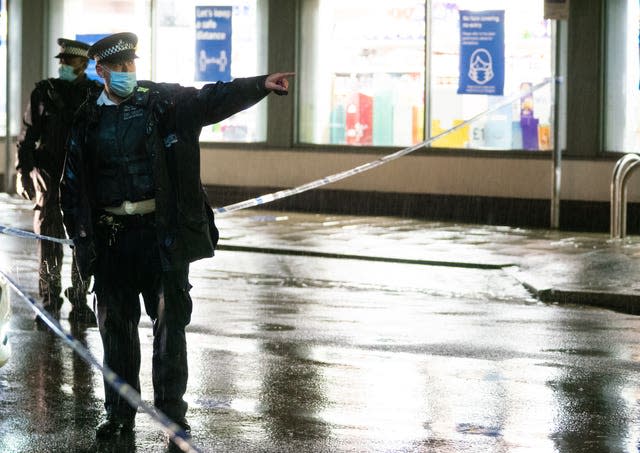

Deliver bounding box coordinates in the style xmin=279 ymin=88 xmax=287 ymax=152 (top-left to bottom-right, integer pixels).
xmin=103 ymin=198 xmax=156 ymax=216
xmin=96 ymin=207 xmax=156 ymax=245
xmin=98 ymin=198 xmax=156 ymax=237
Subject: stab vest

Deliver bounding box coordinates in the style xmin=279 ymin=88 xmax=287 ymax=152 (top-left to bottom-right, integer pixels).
xmin=89 ymin=100 xmax=155 ymax=208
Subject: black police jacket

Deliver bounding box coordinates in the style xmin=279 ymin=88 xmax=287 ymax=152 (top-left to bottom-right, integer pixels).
xmin=16 ymin=75 xmax=103 ymax=181
xmin=61 ymin=75 xmax=270 ymax=275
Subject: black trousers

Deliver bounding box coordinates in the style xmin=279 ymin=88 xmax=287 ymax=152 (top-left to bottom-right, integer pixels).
xmin=93 ymin=213 xmax=192 ymax=422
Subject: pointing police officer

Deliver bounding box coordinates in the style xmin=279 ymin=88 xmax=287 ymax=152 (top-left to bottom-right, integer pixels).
xmin=60 ymin=32 xmax=293 ymax=440
xmin=16 ymin=38 xmax=102 ymax=324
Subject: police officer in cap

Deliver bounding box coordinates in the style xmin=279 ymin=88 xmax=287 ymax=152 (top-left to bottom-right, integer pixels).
xmin=60 ymin=31 xmax=293 ymax=439
xmin=16 ymin=38 xmax=102 ymax=324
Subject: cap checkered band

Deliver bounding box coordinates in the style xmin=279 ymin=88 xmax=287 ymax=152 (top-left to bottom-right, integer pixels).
xmin=61 ymin=46 xmax=89 ymax=58
xmin=95 ymin=39 xmax=136 ymax=61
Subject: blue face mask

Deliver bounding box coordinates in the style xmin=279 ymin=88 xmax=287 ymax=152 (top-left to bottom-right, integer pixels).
xmin=58 ymin=64 xmax=78 ymax=81
xmin=104 ymin=68 xmax=137 ymax=98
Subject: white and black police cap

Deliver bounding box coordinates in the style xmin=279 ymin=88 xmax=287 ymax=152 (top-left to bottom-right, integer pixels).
xmin=88 ymin=32 xmax=138 ymax=64
xmin=55 ymin=38 xmax=90 ymax=59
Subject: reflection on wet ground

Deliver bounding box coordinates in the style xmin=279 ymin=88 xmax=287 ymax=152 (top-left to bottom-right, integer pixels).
xmin=1 ymin=194 xmax=640 ymax=451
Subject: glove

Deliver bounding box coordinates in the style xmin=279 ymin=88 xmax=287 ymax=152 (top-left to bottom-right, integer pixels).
xmin=16 ymin=172 xmax=35 ymax=200
xmin=73 ymin=236 xmax=96 ymax=281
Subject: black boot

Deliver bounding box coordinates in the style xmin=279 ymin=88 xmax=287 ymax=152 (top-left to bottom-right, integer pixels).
xmin=65 ymin=287 xmax=96 ymax=325
xmin=175 ymin=417 xmax=191 ymax=438
xmin=96 ymin=416 xmax=135 ymax=438
xmin=167 ymin=417 xmax=191 ymax=451
xmin=68 ymin=304 xmax=96 ymax=325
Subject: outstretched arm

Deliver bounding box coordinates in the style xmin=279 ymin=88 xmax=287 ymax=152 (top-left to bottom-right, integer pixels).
xmin=177 ymin=72 xmax=296 ymax=128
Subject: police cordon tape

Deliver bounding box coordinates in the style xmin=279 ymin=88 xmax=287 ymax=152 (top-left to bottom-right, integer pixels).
xmin=0 ymin=77 xmax=557 ymax=446
xmin=0 ymin=270 xmax=202 ymax=453
xmin=213 ymin=77 xmax=557 ymax=215
xmin=0 ymin=224 xmax=72 ymax=245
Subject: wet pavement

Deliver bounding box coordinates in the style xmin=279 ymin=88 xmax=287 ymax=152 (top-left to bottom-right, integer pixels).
xmin=1 ymin=193 xmax=640 ymax=452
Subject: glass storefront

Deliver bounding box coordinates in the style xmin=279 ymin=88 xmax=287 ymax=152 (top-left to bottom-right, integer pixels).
xmin=52 ymin=0 xmax=267 ymax=143
xmin=298 ymin=0 xmax=554 ymax=151
xmin=299 ymin=0 xmax=426 ymax=147
xmin=604 ymin=0 xmax=640 ymax=153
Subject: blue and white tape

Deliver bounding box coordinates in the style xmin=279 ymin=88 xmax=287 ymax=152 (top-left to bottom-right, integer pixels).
xmin=0 ymin=270 xmax=202 ymax=453
xmin=0 ymin=224 xmax=73 ymax=245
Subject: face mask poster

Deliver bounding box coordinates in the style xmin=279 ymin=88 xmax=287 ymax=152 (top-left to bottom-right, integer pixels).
xmin=457 ymin=10 xmax=505 ymax=96
xmin=195 ymin=5 xmax=232 ymax=82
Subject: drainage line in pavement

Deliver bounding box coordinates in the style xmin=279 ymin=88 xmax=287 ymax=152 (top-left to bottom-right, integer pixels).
xmin=0 ymin=270 xmax=202 ymax=453
xmin=217 ymin=243 xmax=514 ymax=270
xmin=501 ymin=267 xmax=640 ymax=316
xmin=505 ymin=267 xmax=640 ymax=315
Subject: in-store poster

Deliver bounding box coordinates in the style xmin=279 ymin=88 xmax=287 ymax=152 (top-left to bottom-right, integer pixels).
xmin=457 ymin=10 xmax=505 ymax=96
xmin=76 ymin=33 xmax=109 ymax=82
xmin=195 ymin=6 xmax=232 ymax=82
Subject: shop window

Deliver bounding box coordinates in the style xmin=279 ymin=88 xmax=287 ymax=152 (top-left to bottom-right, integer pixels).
xmin=604 ymin=0 xmax=640 ymax=153
xmin=431 ymin=1 xmax=553 ymax=151
xmin=299 ymin=0 xmax=426 ymax=147
xmin=155 ymin=0 xmax=267 ymax=142
xmin=299 ymin=0 xmax=554 ymax=151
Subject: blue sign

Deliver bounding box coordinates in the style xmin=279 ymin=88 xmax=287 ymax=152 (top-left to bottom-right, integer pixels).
xmin=457 ymin=10 xmax=505 ymax=96
xmin=76 ymin=33 xmax=109 ymax=82
xmin=195 ymin=6 xmax=232 ymax=82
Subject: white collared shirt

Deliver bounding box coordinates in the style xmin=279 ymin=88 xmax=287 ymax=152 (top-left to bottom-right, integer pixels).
xmin=97 ymin=90 xmax=117 ymax=106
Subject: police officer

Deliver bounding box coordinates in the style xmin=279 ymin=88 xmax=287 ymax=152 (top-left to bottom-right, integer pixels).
xmin=60 ymin=32 xmax=293 ymax=439
xmin=16 ymin=38 xmax=102 ymax=324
